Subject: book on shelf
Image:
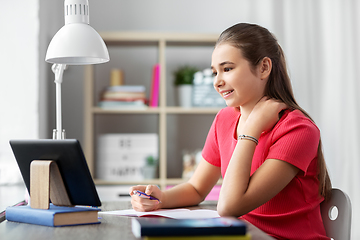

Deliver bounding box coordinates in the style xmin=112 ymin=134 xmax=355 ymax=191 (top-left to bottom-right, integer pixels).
xmin=99 ymin=85 xmax=148 ymax=109
xmin=149 ymin=64 xmax=160 ymax=107
xmin=144 ymin=234 xmax=251 ymax=240
xmin=106 ymin=85 xmax=146 ymax=92
xmin=6 ymin=204 xmax=100 ymax=227
xmin=102 ymin=91 xmax=146 ymax=100
xmin=131 ymin=217 xmax=247 ymax=238
xmin=98 ymin=100 xmax=147 ymax=109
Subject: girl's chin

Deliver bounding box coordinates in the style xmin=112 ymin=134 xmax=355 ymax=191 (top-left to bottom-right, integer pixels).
xmin=224 ymin=101 xmax=239 ymax=108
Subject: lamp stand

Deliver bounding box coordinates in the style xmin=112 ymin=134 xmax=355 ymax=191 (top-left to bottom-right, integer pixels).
xmin=52 ymin=64 xmax=67 ymax=140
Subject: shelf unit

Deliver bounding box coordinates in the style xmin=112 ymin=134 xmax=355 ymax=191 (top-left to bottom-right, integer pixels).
xmin=83 ymin=32 xmax=222 ymax=189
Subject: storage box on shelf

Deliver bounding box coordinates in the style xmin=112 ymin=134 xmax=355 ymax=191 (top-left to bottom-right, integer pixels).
xmin=83 ymin=32 xmax=223 ymax=190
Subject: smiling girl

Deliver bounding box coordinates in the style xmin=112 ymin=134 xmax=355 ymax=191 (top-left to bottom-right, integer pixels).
xmin=129 ymin=23 xmax=331 ymax=240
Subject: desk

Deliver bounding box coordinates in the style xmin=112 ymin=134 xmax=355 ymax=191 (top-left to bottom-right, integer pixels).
xmin=0 ymin=201 xmax=274 ymax=240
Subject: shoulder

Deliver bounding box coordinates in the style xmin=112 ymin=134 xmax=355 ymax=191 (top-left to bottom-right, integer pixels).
xmin=272 ymin=109 xmax=320 ymax=139
xmin=212 ymin=107 xmax=240 ymax=128
xmin=265 ymin=109 xmax=320 ymax=174
xmin=216 ymin=107 xmax=240 ymax=119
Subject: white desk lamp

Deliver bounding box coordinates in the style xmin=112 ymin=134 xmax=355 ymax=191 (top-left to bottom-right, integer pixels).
xmin=45 ymin=0 xmax=109 ymax=139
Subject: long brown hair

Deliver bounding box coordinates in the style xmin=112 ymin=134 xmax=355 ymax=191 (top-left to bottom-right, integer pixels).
xmin=216 ymin=23 xmax=332 ymax=200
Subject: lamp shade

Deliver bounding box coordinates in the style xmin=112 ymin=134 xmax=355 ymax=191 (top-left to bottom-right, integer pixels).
xmin=45 ymin=0 xmax=109 ymax=65
xmin=45 ymin=23 xmax=109 ymax=65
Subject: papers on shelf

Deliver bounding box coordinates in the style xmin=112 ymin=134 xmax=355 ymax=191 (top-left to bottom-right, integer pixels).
xmin=99 ymin=208 xmax=220 ymax=219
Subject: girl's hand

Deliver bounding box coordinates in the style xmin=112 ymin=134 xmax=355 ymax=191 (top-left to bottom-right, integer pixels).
xmin=243 ymin=97 xmax=288 ymax=137
xmin=129 ymin=185 xmax=163 ymax=212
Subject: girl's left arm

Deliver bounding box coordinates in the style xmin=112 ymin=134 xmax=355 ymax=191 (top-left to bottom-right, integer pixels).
xmin=217 ymin=98 xmax=299 ymax=217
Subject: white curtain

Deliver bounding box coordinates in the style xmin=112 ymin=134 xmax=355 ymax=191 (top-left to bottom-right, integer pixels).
xmin=0 ymin=1 xmax=39 ymax=183
xmin=265 ymin=0 xmax=360 ymax=238
xmin=218 ymin=0 xmax=360 ymax=238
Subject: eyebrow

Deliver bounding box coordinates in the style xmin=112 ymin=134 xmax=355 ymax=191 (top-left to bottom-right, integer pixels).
xmin=211 ymin=61 xmax=235 ymax=69
xmin=219 ymin=61 xmax=235 ymax=66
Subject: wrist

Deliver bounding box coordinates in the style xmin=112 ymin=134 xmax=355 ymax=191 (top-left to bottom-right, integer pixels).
xmin=157 ymin=191 xmax=166 ymax=209
xmin=238 ymin=135 xmax=258 ymax=145
xmin=241 ymin=122 xmax=263 ymax=139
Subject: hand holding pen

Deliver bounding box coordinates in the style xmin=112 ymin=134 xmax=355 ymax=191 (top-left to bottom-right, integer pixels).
xmin=129 ymin=185 xmax=162 ymax=212
xmin=133 ymin=190 xmax=162 ymax=203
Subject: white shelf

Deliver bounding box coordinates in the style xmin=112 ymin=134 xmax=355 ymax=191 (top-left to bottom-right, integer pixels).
xmin=92 ymin=106 xmax=221 ymax=114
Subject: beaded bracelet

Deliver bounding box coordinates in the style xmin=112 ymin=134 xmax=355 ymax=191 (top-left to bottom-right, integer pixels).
xmin=238 ymin=135 xmax=259 ymax=145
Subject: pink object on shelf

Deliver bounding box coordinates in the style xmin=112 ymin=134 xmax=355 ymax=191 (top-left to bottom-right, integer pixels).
xmin=149 ymin=64 xmax=160 ymax=107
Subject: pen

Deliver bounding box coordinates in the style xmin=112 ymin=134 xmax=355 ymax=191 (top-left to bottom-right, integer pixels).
xmin=133 ymin=190 xmax=161 ymax=203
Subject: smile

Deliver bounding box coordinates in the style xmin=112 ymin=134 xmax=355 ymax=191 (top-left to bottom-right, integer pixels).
xmin=222 ymin=90 xmax=234 ymax=97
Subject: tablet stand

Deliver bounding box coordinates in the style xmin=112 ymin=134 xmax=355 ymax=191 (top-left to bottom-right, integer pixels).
xmin=30 ymin=160 xmax=73 ymax=209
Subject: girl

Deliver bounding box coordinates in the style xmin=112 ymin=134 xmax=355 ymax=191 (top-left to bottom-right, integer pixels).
xmin=129 ymin=23 xmax=332 ymax=240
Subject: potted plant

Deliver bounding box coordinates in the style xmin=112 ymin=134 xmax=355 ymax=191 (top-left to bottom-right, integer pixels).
xmin=173 ymin=66 xmax=198 ymax=107
xmin=142 ymin=155 xmax=158 ymax=179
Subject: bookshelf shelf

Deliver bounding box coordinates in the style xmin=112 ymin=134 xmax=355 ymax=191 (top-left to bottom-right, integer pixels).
xmin=92 ymin=107 xmax=221 ymax=115
xmin=92 ymin=107 xmax=161 ymax=114
xmin=84 ymin=31 xmax=220 ymax=189
xmin=165 ymin=107 xmax=221 ymax=114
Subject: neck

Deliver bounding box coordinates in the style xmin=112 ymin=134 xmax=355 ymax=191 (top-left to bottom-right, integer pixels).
xmin=239 ymin=93 xmax=265 ymax=118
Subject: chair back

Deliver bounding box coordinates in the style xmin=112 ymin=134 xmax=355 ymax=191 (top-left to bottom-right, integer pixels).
xmin=320 ymin=188 xmax=352 ymax=240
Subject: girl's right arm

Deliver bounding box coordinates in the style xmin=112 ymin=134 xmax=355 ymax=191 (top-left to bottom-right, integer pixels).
xmin=129 ymin=158 xmax=221 ymax=212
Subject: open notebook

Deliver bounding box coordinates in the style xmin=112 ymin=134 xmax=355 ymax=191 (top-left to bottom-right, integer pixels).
xmin=99 ymin=208 xmax=220 ymax=219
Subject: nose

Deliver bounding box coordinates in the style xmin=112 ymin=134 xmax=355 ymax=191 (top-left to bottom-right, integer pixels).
xmin=213 ymin=76 xmax=225 ymax=89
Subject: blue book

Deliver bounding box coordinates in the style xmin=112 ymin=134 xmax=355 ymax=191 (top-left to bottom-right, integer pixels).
xmin=132 ymin=217 xmax=247 ymax=238
xmin=106 ymin=85 xmax=146 ymax=92
xmin=6 ymin=204 xmax=100 ymax=227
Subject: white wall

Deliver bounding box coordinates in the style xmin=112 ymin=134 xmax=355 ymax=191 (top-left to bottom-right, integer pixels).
xmin=0 ymin=1 xmax=39 ymax=183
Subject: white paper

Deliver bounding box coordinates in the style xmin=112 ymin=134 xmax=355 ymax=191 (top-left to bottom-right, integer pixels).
xmin=99 ymin=208 xmax=220 ymax=219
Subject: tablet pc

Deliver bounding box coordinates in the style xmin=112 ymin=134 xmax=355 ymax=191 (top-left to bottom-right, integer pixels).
xmin=9 ymin=139 xmax=101 ymax=207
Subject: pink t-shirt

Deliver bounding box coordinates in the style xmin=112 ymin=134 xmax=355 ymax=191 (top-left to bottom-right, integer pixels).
xmin=202 ymin=107 xmax=329 ymax=240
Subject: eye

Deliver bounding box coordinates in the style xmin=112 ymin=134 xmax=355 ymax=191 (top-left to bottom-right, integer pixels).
xmin=224 ymin=67 xmax=232 ymax=72
xmin=212 ymin=71 xmax=217 ymax=77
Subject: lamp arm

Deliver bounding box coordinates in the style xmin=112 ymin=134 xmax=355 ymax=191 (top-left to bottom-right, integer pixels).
xmin=51 ymin=64 xmax=67 ymax=139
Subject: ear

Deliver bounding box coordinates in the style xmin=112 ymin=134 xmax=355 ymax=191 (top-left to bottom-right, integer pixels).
xmin=259 ymin=57 xmax=272 ymax=80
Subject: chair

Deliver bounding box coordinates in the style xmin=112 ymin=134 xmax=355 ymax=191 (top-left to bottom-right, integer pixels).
xmin=320 ymin=188 xmax=352 ymax=240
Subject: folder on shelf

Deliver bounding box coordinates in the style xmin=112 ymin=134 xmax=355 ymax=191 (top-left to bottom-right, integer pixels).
xmin=150 ymin=63 xmax=160 ymax=107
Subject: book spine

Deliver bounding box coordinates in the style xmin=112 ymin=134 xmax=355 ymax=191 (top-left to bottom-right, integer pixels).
xmin=140 ymin=226 xmax=246 ymax=237
xmin=144 ymin=234 xmax=252 ymax=240
xmin=150 ymin=64 xmax=160 ymax=107
xmin=106 ymin=85 xmax=146 ymax=92
xmin=149 ymin=65 xmax=156 ymax=107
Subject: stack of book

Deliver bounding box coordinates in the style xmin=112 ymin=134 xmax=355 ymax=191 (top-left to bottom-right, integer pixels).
xmin=132 ymin=217 xmax=251 ymax=240
xmin=98 ymin=85 xmax=147 ymax=109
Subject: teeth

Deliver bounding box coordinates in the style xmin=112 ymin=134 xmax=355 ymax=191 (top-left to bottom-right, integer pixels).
xmin=222 ymin=90 xmax=233 ymax=96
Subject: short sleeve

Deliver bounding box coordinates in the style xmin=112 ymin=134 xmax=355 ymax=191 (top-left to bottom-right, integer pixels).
xmin=266 ymin=113 xmax=320 ymax=174
xmin=202 ymin=111 xmax=221 ymax=167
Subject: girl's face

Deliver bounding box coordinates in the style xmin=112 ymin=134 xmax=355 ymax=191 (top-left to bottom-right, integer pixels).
xmin=211 ymin=43 xmax=266 ymax=109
